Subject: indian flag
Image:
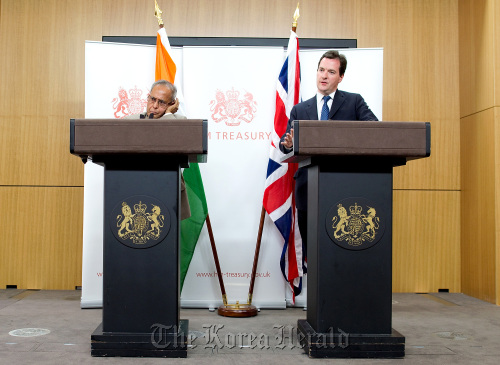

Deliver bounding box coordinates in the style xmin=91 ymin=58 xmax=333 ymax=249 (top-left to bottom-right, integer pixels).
xmin=155 ymin=26 xmax=208 ymax=290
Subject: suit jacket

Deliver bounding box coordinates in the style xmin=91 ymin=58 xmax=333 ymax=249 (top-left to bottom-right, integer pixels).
xmin=280 ymin=90 xmax=378 ymax=210
xmin=125 ymin=111 xmax=191 ymax=220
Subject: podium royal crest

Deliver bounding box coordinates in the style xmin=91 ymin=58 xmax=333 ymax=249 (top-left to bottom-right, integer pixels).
xmin=110 ymin=195 xmax=171 ymax=249
xmin=326 ymin=197 xmax=385 ymax=251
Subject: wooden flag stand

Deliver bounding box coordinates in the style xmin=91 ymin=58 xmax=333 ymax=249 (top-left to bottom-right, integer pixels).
xmin=206 ymin=215 xmax=258 ymax=317
xmin=216 ymin=207 xmax=264 ymax=318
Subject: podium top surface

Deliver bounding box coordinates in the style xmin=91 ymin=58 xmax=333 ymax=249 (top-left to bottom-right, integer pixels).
xmin=285 ymin=120 xmax=430 ymax=163
xmin=70 ymin=118 xmax=207 ymax=160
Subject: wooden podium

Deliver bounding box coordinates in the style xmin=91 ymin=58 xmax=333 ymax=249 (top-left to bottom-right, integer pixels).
xmin=70 ymin=118 xmax=207 ymax=357
xmin=284 ymin=120 xmax=430 ymax=358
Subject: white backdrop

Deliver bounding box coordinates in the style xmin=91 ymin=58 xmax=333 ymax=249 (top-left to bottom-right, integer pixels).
xmin=82 ymin=40 xmax=383 ymax=308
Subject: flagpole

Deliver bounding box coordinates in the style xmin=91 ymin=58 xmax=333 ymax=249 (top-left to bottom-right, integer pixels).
xmin=292 ymin=2 xmax=299 ymax=33
xmin=247 ymin=206 xmax=266 ymax=305
xmin=206 ymin=214 xmax=228 ymax=306
xmin=154 ymin=0 xmax=164 ymax=28
xmin=240 ymin=2 xmax=301 ymax=315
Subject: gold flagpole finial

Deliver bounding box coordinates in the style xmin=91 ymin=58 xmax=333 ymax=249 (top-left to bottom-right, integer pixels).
xmin=292 ymin=2 xmax=300 ymax=31
xmin=154 ymin=0 xmax=164 ymax=26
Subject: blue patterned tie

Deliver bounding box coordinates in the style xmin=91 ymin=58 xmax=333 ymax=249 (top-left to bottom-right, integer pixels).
xmin=320 ymin=95 xmax=331 ymax=120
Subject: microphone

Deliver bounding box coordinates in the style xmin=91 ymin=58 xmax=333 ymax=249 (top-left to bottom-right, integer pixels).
xmin=149 ymin=113 xmax=154 ymax=119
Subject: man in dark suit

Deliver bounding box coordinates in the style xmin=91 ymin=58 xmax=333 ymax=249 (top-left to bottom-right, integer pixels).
xmin=280 ymin=50 xmax=378 ymax=254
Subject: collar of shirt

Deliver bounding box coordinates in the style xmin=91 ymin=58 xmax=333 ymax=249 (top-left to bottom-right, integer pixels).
xmin=316 ymin=90 xmax=336 ymax=119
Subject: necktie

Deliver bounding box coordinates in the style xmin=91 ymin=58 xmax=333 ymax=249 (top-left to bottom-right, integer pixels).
xmin=320 ymin=95 xmax=331 ymax=120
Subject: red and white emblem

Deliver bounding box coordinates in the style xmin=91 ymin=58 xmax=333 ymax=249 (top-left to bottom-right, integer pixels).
xmin=209 ymin=88 xmax=257 ymax=126
xmin=111 ymin=86 xmax=148 ymax=118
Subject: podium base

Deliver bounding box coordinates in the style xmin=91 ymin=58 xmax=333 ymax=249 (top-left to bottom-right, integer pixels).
xmin=91 ymin=320 xmax=188 ymax=358
xmin=297 ymin=320 xmax=405 ymax=359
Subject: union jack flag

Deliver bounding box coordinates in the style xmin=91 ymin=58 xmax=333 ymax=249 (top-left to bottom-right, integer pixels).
xmin=263 ymin=31 xmax=304 ymax=300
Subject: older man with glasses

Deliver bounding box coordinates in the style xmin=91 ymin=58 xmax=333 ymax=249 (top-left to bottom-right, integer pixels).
xmin=127 ymin=79 xmax=186 ymax=120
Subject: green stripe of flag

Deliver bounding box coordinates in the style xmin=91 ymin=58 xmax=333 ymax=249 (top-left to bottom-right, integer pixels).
xmin=180 ymin=162 xmax=208 ymax=290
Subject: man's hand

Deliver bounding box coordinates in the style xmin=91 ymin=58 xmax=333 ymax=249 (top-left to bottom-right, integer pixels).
xmin=166 ymin=98 xmax=180 ymax=114
xmin=281 ymin=128 xmax=294 ymax=149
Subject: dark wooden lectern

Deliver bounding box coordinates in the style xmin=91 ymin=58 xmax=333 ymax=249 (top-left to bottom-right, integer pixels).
xmin=285 ymin=121 xmax=430 ymax=358
xmin=70 ymin=118 xmax=207 ymax=358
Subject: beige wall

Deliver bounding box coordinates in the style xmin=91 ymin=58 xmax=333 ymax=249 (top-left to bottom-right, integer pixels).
xmin=0 ymin=0 xmax=470 ymax=297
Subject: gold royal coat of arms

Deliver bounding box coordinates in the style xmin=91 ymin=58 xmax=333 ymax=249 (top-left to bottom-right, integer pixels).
xmin=326 ymin=198 xmax=385 ymax=250
xmin=111 ymin=196 xmax=171 ymax=248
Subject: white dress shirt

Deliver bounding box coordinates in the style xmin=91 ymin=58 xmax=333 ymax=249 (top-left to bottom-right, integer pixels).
xmin=316 ymin=90 xmax=337 ymax=119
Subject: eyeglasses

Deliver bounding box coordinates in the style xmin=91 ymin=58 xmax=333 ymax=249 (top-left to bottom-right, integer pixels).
xmin=147 ymin=95 xmax=170 ymax=108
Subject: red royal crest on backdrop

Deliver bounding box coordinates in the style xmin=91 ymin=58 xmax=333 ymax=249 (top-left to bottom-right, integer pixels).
xmin=111 ymin=86 xmax=148 ymax=118
xmin=209 ymin=88 xmax=257 ymax=126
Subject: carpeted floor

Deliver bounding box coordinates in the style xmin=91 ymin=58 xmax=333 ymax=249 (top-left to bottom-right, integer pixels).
xmin=1 ymin=290 xmax=499 ymax=364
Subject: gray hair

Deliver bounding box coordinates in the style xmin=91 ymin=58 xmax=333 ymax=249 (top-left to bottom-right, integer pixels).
xmin=150 ymin=80 xmax=177 ymax=102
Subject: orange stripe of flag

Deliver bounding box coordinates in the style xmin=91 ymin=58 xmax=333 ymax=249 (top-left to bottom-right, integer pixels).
xmin=155 ymin=33 xmax=176 ymax=83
